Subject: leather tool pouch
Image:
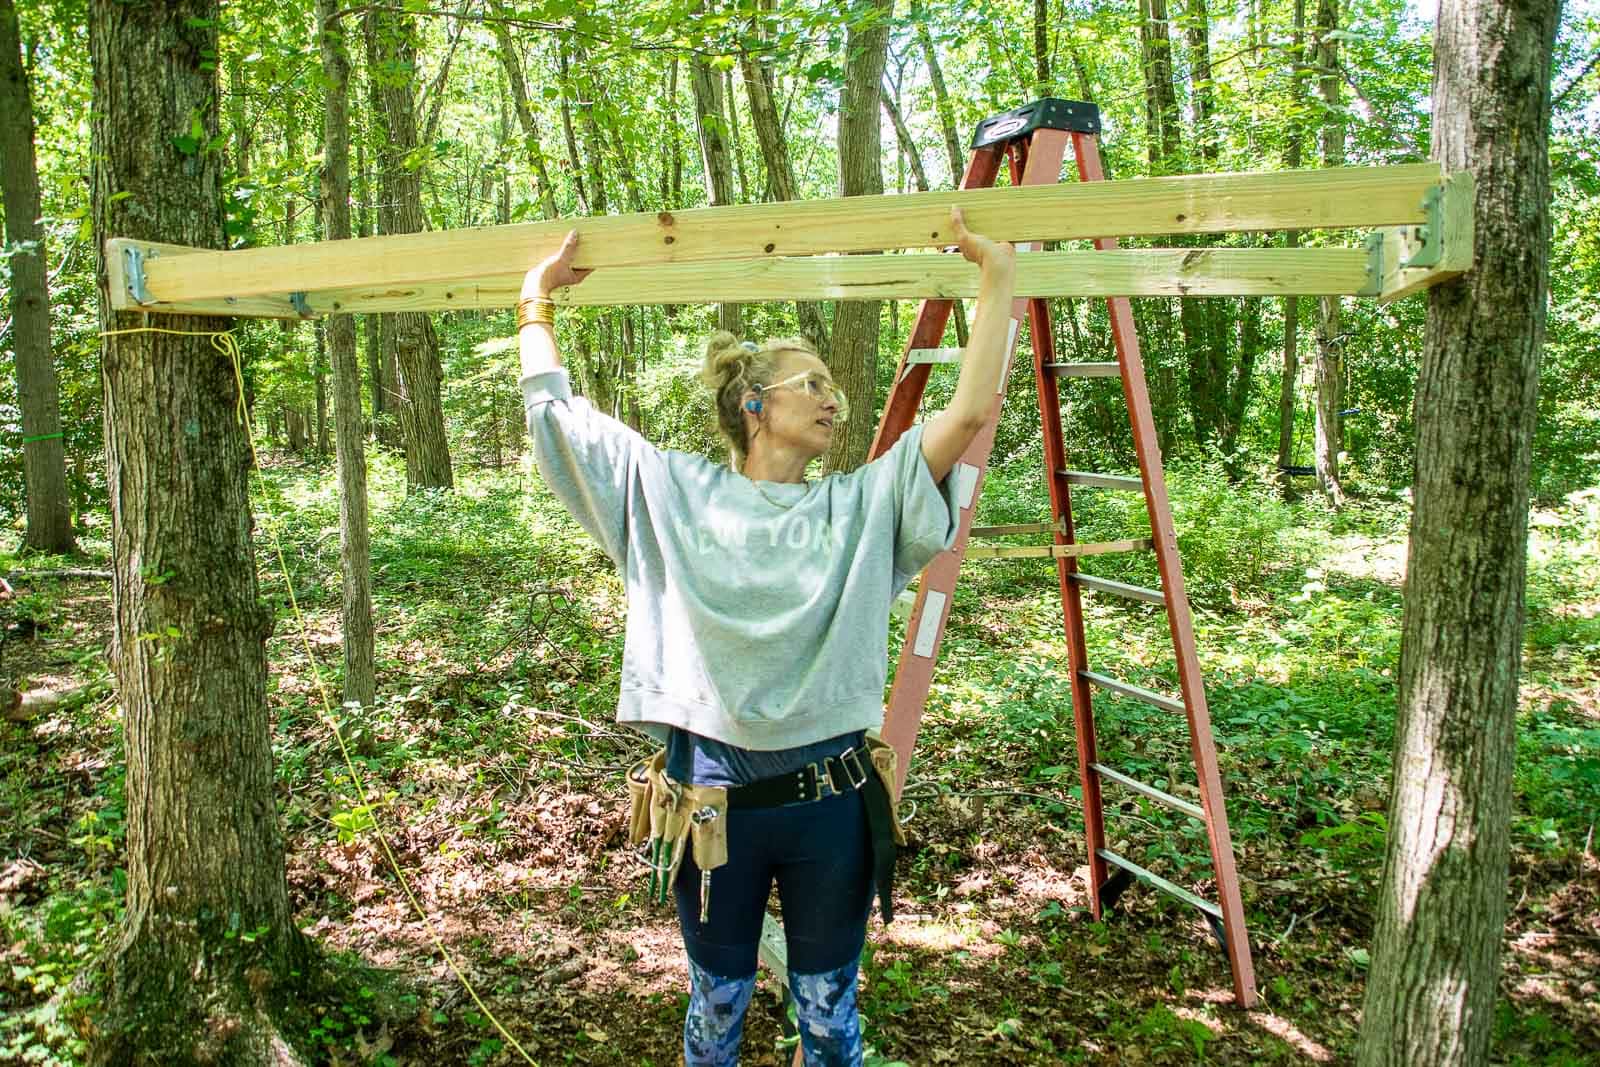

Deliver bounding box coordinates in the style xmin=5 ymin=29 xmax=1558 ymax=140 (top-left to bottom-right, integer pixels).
xmin=864 ymin=731 xmax=908 ymax=846
xmin=628 ymin=750 xmax=729 ymax=908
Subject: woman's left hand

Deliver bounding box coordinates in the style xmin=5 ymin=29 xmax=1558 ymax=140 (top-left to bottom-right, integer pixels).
xmin=523 ymin=229 xmax=593 ymax=299
xmin=949 ymin=207 xmax=1015 ymax=274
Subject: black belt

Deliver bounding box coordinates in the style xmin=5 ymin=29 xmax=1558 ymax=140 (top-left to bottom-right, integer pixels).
xmin=726 ymin=745 xmax=899 ymax=923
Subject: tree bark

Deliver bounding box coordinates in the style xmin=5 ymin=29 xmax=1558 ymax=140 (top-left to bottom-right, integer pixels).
xmin=363 ymin=6 xmax=453 ymax=491
xmin=1033 ymin=0 xmax=1051 ymax=94
xmin=740 ymin=49 xmax=829 ymax=351
xmin=689 ymin=48 xmax=742 ymax=335
xmin=1139 ymin=0 xmax=1184 ymax=171
xmin=1355 ymin=0 xmax=1561 ymax=1061
xmin=1313 ymin=0 xmax=1346 ymax=505
xmin=485 ymin=0 xmax=558 ymax=218
xmin=320 ymin=0 xmax=376 ymax=710
xmin=1184 ymin=0 xmax=1219 ymax=167
xmin=0 ymin=0 xmax=74 ymax=553
xmin=85 ymin=0 xmax=312 ymax=1057
xmin=881 ymin=82 xmax=930 ymax=193
xmin=914 ymin=8 xmax=964 ymax=186
xmin=1276 ymin=0 xmax=1308 ymax=491
xmin=826 ymin=0 xmax=891 ymax=474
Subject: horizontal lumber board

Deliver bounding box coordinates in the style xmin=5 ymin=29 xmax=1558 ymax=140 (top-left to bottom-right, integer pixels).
xmin=107 ymin=247 xmax=1378 ymax=318
xmin=105 ymin=164 xmax=1447 ymax=309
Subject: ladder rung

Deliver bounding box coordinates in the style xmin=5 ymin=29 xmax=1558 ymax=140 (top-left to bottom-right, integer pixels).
xmin=1091 ymin=762 xmax=1205 ymax=820
xmin=1046 ymin=361 xmax=1120 ymax=378
xmin=758 ymin=911 xmax=789 ymax=985
xmin=1061 ymin=470 xmax=1143 ymax=491
xmin=1097 ymin=848 xmax=1223 ymax=920
xmin=1072 ymin=573 xmax=1164 ymax=604
xmin=906 ymin=346 xmax=964 ymax=365
xmin=969 ymin=521 xmax=1062 ymax=537
xmin=1080 ymin=670 xmax=1186 ymax=714
xmin=965 ymin=538 xmax=1152 ymax=560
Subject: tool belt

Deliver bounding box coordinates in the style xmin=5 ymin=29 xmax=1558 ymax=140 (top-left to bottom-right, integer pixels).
xmin=625 ymin=732 xmax=907 ymax=924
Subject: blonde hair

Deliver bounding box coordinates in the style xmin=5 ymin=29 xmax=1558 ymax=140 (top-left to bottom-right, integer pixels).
xmin=699 ymin=331 xmax=820 ymax=464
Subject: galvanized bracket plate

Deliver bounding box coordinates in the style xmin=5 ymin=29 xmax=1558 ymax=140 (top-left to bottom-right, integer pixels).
xmin=288 ymin=291 xmax=313 ymax=318
xmin=122 ymin=245 xmax=154 ymax=306
xmin=1359 ymin=231 xmax=1385 ymax=297
xmin=1399 ymin=185 xmax=1444 ymax=270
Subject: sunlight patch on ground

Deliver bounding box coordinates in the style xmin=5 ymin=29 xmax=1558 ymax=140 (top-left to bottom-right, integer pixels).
xmin=1241 ymin=1006 xmax=1336 ymax=1061
xmin=1318 ymin=533 xmax=1408 ymax=585
xmin=878 ymin=915 xmax=1004 ymax=959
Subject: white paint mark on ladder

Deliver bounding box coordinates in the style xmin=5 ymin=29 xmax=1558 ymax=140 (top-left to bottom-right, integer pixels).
xmin=913 ymin=590 xmax=948 ymax=657
xmin=954 ymin=463 xmax=980 ymax=510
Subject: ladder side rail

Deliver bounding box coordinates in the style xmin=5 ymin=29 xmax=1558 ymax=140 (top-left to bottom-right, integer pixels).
xmin=868 ymin=146 xmax=1006 ymax=461
xmin=1069 ymin=131 xmax=1257 ymax=1007
xmin=878 ymin=131 xmax=1071 ymax=789
xmin=1025 ymin=284 xmax=1111 ymax=910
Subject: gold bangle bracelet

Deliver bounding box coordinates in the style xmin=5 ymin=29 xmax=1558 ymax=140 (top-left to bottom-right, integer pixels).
xmin=516 ymin=297 xmax=556 ymax=330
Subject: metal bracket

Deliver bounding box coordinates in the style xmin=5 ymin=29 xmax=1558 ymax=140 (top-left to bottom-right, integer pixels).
xmin=1359 ymin=231 xmax=1385 ymax=297
xmin=122 ymin=246 xmax=154 ymax=306
xmin=1399 ymin=185 xmax=1444 ymax=269
xmin=288 ymin=291 xmax=313 ymax=318
xmin=972 ymin=97 xmax=1101 ymax=148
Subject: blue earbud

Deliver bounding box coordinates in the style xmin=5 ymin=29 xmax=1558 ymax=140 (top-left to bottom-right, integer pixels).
xmin=744 ymin=398 xmax=762 ymax=413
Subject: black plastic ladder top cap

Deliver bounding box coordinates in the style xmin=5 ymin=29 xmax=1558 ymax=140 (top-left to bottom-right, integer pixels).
xmin=970 ymin=97 xmax=1103 ymax=149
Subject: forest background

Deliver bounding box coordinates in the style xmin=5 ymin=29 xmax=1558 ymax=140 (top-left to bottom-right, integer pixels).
xmin=2 ymin=0 xmax=1598 ymax=1063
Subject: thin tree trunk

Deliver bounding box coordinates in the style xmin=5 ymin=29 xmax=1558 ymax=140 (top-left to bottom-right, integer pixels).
xmin=364 ymin=6 xmax=453 ymax=490
xmin=826 ymin=0 xmax=891 ymax=473
xmin=1 ymin=0 xmax=74 ymax=553
xmin=1139 ymin=0 xmax=1184 ymax=171
xmin=1356 ymin=0 xmax=1561 ymax=1061
xmin=740 ymin=49 xmax=828 ymax=351
xmin=725 ymin=67 xmax=751 ymax=203
xmin=486 ymin=0 xmax=559 ymax=218
xmin=690 ymin=49 xmax=741 ymax=335
xmin=1276 ymin=0 xmax=1308 ymax=491
xmin=881 ymin=83 xmax=930 ymax=193
xmin=1185 ymin=0 xmax=1219 ymax=167
xmin=1033 ymin=0 xmax=1051 ymax=94
xmin=319 ymin=0 xmax=375 ymax=709
xmin=85 ymin=0 xmax=310 ymax=1056
xmin=1313 ymin=0 xmax=1346 ymax=506
xmin=914 ymin=7 xmax=964 ymax=185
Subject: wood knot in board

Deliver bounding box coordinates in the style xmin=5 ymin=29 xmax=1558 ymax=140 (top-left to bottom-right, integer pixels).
xmin=657 ymin=211 xmax=675 ymax=226
xmin=764 ymin=243 xmax=776 ymax=253
xmin=1175 ymin=213 xmax=1187 ymax=222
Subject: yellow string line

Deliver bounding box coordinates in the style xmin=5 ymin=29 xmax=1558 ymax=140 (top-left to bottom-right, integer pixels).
xmin=102 ymin=325 xmax=539 ymax=1065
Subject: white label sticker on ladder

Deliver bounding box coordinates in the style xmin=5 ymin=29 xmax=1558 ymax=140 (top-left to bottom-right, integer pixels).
xmin=913 ymin=590 xmax=948 ymax=658
xmin=954 ymin=463 xmax=980 ymax=510
xmin=998 ymin=318 xmax=1020 ymax=393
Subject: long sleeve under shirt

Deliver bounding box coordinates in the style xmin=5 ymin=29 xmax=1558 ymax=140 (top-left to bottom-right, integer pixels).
xmin=523 ymin=369 xmax=961 ymax=783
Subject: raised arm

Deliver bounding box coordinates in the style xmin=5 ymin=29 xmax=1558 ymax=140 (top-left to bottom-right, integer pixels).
xmin=519 ymin=230 xmax=592 ymax=376
xmin=919 ymin=208 xmax=1017 ymax=484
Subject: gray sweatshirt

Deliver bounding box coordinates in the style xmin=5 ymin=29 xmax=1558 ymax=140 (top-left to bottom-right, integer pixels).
xmin=523 ymin=369 xmax=960 ymax=749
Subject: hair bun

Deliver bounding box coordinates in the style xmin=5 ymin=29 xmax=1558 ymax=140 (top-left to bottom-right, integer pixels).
xmin=700 ymin=330 xmax=749 ymax=392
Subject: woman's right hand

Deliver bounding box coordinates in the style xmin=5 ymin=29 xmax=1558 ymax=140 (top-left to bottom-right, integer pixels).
xmin=523 ymin=229 xmax=593 ymax=299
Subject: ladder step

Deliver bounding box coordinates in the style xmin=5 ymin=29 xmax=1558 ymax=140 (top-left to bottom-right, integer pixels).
xmin=965 ymin=538 xmax=1152 ymax=560
xmin=906 ymin=346 xmax=964 ymax=365
xmin=1080 ymin=670 xmax=1186 ymax=714
xmin=1061 ymin=470 xmax=1143 ymax=491
xmin=1097 ymin=848 xmax=1223 ymax=921
xmin=1091 ymin=762 xmax=1206 ymax=820
xmin=758 ymin=911 xmax=789 ymax=987
xmin=1045 ymin=361 xmax=1120 ymax=378
xmin=890 ymin=588 xmax=918 ymax=621
xmin=969 ymin=521 xmax=1062 ymax=537
xmin=1071 ymin=573 xmax=1164 ymax=604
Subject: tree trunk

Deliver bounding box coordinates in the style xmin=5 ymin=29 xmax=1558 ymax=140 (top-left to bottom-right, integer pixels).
xmin=485 ymin=0 xmax=558 ymax=218
xmin=1 ymin=0 xmax=74 ymax=553
xmin=1033 ymin=0 xmax=1051 ymax=94
xmin=1355 ymin=0 xmax=1561 ymax=1062
xmin=725 ymin=67 xmax=751 ymax=203
xmin=914 ymin=8 xmax=964 ymax=186
xmin=1313 ymin=0 xmax=1346 ymax=505
xmin=1276 ymin=0 xmax=1308 ymax=492
xmin=85 ymin=0 xmax=312 ymax=1058
xmin=364 ymin=7 xmax=453 ymax=491
xmin=740 ymin=49 xmax=829 ymax=352
xmin=881 ymin=83 xmax=930 ymax=193
xmin=826 ymin=0 xmax=891 ymax=474
xmin=319 ymin=0 xmax=376 ymax=710
xmin=1139 ymin=0 xmax=1183 ymax=171
xmin=690 ymin=50 xmax=741 ymax=335
xmin=1185 ymin=0 xmax=1219 ymax=168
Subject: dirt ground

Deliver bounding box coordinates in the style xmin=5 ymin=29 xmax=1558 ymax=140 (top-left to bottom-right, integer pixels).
xmin=3 ymin=571 xmax=1597 ymax=1066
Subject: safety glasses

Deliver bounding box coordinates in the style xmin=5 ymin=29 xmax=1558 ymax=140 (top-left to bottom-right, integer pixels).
xmin=759 ymin=370 xmax=850 ymax=423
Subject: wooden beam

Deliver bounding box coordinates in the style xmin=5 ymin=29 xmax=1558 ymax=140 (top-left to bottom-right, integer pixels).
xmin=1376 ymin=170 xmax=1475 ymax=303
xmin=105 ymin=247 xmax=1379 ymax=318
xmin=105 ymin=164 xmax=1450 ymax=312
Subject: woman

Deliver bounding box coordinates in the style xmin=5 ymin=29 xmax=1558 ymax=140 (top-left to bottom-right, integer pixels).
xmin=518 ymin=208 xmax=1015 ymax=1066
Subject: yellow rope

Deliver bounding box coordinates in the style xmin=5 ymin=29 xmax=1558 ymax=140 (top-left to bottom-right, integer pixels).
xmin=102 ymin=325 xmax=540 ymax=1065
